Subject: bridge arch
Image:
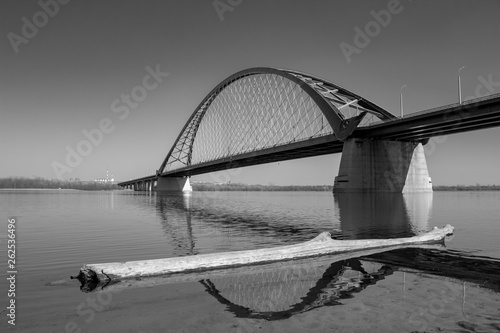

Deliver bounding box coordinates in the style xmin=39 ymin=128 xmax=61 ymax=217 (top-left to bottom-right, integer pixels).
xmin=158 ymin=67 xmax=395 ymax=174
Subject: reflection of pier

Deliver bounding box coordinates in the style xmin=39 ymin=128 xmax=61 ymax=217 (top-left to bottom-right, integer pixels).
xmin=155 ymin=193 xmax=196 ymax=257
xmin=147 ymin=192 xmax=434 ymax=259
xmin=200 ymin=258 xmax=393 ymax=320
xmin=334 ymin=193 xmax=433 ymax=239
xmin=155 ymin=192 xmax=339 ymax=251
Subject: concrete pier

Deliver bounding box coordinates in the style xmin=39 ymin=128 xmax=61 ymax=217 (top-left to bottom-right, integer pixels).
xmin=333 ymin=138 xmax=432 ymax=193
xmin=156 ymin=176 xmax=192 ymax=192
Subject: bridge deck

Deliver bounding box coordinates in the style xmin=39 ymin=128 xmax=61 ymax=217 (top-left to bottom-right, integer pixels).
xmin=355 ymin=93 xmax=500 ymax=141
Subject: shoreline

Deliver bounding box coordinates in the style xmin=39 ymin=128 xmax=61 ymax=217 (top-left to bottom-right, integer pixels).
xmin=2 ymin=187 xmax=500 ymax=192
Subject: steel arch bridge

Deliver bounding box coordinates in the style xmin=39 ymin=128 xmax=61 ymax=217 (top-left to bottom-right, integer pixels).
xmin=157 ymin=67 xmax=396 ymax=177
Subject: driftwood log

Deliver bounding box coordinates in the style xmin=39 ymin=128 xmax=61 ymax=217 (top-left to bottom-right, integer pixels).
xmin=74 ymin=243 xmax=446 ymax=293
xmin=73 ymin=224 xmax=454 ymax=290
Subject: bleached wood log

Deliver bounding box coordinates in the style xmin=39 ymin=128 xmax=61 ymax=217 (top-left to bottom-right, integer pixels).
xmin=80 ymin=243 xmax=445 ymax=293
xmin=74 ymin=224 xmax=453 ymax=288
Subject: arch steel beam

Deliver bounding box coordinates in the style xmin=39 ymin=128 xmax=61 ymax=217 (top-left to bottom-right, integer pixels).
xmin=158 ymin=67 xmax=395 ymax=174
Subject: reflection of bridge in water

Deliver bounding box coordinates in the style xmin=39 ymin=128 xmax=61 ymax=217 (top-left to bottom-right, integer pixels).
xmin=335 ymin=193 xmax=433 ymax=239
xmin=154 ymin=193 xmax=197 ymax=257
xmin=198 ymin=248 xmax=500 ymax=321
xmin=180 ymin=193 xmax=432 ymax=320
xmin=152 ymin=192 xmax=433 ymax=259
xmin=200 ymin=259 xmax=393 ymax=320
xmin=89 ymin=192 xmax=500 ymax=320
xmin=141 ymin=191 xmax=437 ymax=319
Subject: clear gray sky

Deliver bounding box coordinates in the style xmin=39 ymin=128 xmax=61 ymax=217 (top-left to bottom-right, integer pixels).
xmin=1 ymin=0 xmax=499 ymax=185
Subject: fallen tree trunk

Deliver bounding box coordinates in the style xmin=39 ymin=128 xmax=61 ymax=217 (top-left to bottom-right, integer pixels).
xmin=74 ymin=243 xmax=445 ymax=293
xmin=73 ymin=224 xmax=454 ymax=289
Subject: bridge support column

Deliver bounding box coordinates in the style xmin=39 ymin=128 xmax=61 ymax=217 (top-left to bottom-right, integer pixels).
xmin=156 ymin=176 xmax=192 ymax=192
xmin=333 ymin=138 xmax=432 ymax=193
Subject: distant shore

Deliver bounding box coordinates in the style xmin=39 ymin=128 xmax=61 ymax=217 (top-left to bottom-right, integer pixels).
xmin=191 ymin=183 xmax=333 ymax=191
xmin=432 ymin=185 xmax=500 ymax=191
xmin=192 ymin=183 xmax=500 ymax=191
xmin=1 ymin=177 xmax=499 ymax=192
xmin=0 ymin=177 xmax=120 ymax=191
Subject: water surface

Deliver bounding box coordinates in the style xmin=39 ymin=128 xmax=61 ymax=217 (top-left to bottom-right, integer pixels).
xmin=1 ymin=190 xmax=499 ymax=332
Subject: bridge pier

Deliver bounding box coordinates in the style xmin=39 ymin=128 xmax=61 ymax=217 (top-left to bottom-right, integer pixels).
xmin=156 ymin=176 xmax=192 ymax=192
xmin=333 ymin=138 xmax=432 ymax=193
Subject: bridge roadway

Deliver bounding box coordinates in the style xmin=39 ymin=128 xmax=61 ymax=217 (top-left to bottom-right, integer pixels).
xmin=119 ymin=93 xmax=500 ymax=186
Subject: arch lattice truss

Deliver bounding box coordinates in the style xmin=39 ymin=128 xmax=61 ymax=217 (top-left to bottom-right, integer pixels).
xmin=159 ymin=68 xmax=395 ymax=174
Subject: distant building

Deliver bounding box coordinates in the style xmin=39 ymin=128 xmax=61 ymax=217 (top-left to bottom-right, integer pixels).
xmin=94 ymin=169 xmax=115 ymax=184
xmin=94 ymin=178 xmax=115 ymax=183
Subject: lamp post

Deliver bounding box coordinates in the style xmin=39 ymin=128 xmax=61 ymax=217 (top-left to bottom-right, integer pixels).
xmin=458 ymin=66 xmax=465 ymax=104
xmin=400 ymin=84 xmax=407 ymax=118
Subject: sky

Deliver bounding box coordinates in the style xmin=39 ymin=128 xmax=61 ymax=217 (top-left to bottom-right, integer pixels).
xmin=1 ymin=0 xmax=499 ymax=186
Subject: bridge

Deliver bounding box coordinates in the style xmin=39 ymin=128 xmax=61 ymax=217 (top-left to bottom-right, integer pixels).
xmin=118 ymin=67 xmax=500 ymax=193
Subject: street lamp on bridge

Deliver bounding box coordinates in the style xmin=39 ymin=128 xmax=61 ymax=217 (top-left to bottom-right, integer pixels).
xmin=458 ymin=66 xmax=465 ymax=105
xmin=400 ymin=84 xmax=407 ymax=118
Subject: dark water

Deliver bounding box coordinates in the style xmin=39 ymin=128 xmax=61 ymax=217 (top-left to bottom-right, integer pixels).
xmin=1 ymin=190 xmax=499 ymax=332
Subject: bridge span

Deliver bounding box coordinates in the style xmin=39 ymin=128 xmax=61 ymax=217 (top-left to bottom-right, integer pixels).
xmin=118 ymin=67 xmax=500 ymax=193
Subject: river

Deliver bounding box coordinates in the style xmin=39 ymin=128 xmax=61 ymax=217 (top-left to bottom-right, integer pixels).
xmin=1 ymin=190 xmax=499 ymax=332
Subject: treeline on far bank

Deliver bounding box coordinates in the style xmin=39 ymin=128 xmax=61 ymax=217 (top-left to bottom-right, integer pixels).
xmin=433 ymin=184 xmax=500 ymax=191
xmin=2 ymin=177 xmax=498 ymax=192
xmin=193 ymin=183 xmax=500 ymax=192
xmin=0 ymin=177 xmax=121 ymax=191
xmin=192 ymin=182 xmax=333 ymax=191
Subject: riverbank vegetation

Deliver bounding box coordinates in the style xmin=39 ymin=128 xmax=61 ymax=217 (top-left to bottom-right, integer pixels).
xmin=192 ymin=182 xmax=500 ymax=191
xmin=433 ymin=184 xmax=500 ymax=191
xmin=1 ymin=177 xmax=499 ymax=192
xmin=193 ymin=182 xmax=331 ymax=191
xmin=193 ymin=183 xmax=500 ymax=191
xmin=0 ymin=177 xmax=120 ymax=191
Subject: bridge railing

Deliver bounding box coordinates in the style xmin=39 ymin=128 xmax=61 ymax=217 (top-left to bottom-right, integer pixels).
xmin=367 ymin=93 xmax=500 ymax=126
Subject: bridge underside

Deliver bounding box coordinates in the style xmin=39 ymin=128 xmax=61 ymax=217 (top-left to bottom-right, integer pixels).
xmin=161 ymin=135 xmax=343 ymax=178
xmin=120 ymin=136 xmax=432 ymax=193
